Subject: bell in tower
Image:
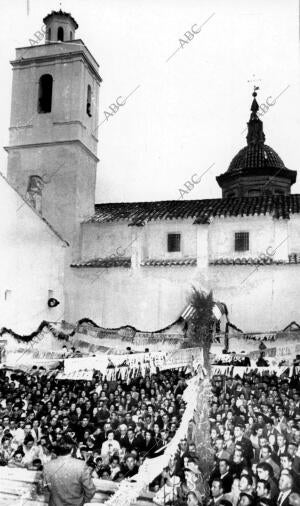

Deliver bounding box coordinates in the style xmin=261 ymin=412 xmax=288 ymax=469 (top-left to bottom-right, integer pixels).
xmin=43 ymin=10 xmax=79 ymax=43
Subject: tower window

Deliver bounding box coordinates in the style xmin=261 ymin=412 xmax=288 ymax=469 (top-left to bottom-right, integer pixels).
xmin=86 ymin=85 xmax=92 ymax=117
xmin=168 ymin=233 xmax=181 ymax=252
xmin=38 ymin=74 xmax=53 ymax=113
xmin=70 ymin=31 xmax=73 ymax=40
xmin=47 ymin=28 xmax=51 ymax=41
xmin=235 ymin=232 xmax=249 ymax=252
xmin=57 ymin=27 xmax=64 ymax=41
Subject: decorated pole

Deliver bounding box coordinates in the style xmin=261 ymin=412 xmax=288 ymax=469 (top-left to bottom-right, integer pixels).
xmin=186 ymin=288 xmax=216 ymax=496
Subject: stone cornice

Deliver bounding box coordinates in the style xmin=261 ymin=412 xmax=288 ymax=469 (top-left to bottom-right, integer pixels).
xmin=4 ymin=139 xmax=99 ymax=163
xmin=10 ymin=50 xmax=102 ymax=83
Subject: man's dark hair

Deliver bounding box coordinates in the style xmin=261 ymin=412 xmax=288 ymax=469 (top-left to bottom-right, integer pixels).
xmin=219 ymin=458 xmax=230 ymax=467
xmin=257 ymin=480 xmax=270 ymax=493
xmin=23 ymin=434 xmax=34 ymax=445
xmin=280 ymin=453 xmax=293 ymax=462
xmin=257 ymin=462 xmax=274 ymax=477
xmin=31 ymin=458 xmax=43 ymax=470
xmin=239 ymin=493 xmax=254 ymax=505
xmin=54 ymin=435 xmax=75 ymax=456
xmin=110 ymin=455 xmax=120 ymax=464
xmin=212 ymin=478 xmax=224 ymax=491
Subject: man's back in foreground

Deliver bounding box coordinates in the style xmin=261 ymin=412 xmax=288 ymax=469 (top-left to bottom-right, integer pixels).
xmin=44 ymin=436 xmax=96 ymax=506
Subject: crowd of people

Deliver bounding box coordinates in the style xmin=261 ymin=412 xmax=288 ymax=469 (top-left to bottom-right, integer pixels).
xmin=206 ymin=372 xmax=300 ymax=506
xmin=0 ymin=363 xmax=300 ymax=506
xmin=0 ymin=366 xmax=191 ymax=497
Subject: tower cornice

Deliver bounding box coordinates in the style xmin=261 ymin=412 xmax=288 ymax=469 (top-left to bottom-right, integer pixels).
xmin=11 ymin=42 xmax=102 ymax=83
xmin=4 ymin=139 xmax=100 ymax=163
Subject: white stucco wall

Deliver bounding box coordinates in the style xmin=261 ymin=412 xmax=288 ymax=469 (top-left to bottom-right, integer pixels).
xmin=0 ymin=175 xmax=67 ymax=333
xmin=66 ymin=213 xmax=300 ymax=333
xmin=208 ymin=215 xmax=289 ymax=260
xmin=81 ymin=222 xmax=133 ymax=260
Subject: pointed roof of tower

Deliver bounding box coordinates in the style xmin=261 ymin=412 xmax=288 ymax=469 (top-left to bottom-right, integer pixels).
xmin=227 ymin=88 xmax=285 ymax=174
xmin=216 ymin=87 xmax=297 ymax=197
xmin=246 ymin=87 xmax=266 ymax=146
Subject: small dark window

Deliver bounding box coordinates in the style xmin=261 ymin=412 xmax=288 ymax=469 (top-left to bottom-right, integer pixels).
xmin=227 ymin=192 xmax=236 ymax=198
xmin=70 ymin=31 xmax=73 ymax=40
xmin=57 ymin=27 xmax=64 ymax=41
xmin=86 ymin=85 xmax=92 ymax=117
xmin=38 ymin=74 xmax=53 ymax=113
xmin=235 ymin=232 xmax=249 ymax=252
xmin=47 ymin=28 xmax=51 ymax=41
xmin=168 ymin=233 xmax=181 ymax=252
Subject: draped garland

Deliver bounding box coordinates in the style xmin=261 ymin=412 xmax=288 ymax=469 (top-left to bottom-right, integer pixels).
xmin=0 ymin=321 xmax=72 ymax=343
xmin=0 ymin=317 xmax=184 ymax=344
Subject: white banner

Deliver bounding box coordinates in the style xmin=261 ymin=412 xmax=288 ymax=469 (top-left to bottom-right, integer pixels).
xmin=64 ymin=348 xmax=203 ymax=377
xmin=56 ymin=370 xmax=94 ymax=381
xmin=212 ymin=365 xmax=291 ymax=377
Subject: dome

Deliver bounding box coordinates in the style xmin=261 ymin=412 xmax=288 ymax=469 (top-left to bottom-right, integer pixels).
xmin=216 ymin=89 xmax=297 ymax=198
xmin=228 ymin=144 xmax=286 ymax=174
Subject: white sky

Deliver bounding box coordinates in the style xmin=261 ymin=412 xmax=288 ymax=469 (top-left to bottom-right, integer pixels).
xmin=0 ymin=0 xmax=299 ymax=203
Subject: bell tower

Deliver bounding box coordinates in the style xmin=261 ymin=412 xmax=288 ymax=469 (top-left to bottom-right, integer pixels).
xmin=5 ymin=10 xmax=102 ymax=254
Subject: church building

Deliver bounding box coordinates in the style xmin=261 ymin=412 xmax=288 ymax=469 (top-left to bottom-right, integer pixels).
xmin=2 ymin=10 xmax=300 ymax=333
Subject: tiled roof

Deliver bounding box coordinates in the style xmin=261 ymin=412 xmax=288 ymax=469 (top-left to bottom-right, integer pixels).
xmin=71 ymin=257 xmax=131 ymax=268
xmin=91 ymin=195 xmax=300 ymax=225
xmin=141 ymin=258 xmax=197 ymax=267
xmin=210 ymin=254 xmax=300 ymax=266
xmin=228 ymin=144 xmax=286 ymax=173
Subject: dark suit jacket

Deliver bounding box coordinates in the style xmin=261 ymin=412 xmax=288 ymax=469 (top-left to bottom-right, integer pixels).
xmin=221 ymin=472 xmax=234 ymax=493
xmin=277 ymin=491 xmax=292 ymax=506
xmin=44 ymin=455 xmax=96 ymax=506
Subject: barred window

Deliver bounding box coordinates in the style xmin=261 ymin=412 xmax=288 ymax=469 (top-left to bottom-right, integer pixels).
xmin=167 ymin=233 xmax=181 ymax=252
xmin=235 ymin=232 xmax=249 ymax=252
